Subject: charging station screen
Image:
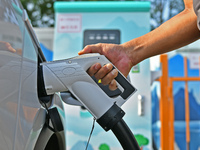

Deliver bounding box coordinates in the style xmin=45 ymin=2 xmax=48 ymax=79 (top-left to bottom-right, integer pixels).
xmin=83 ymin=30 xmax=120 ymax=47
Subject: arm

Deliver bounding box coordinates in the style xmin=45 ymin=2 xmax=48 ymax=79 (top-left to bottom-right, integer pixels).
xmin=79 ymin=0 xmax=200 ymax=88
xmin=125 ymin=0 xmax=200 ymax=66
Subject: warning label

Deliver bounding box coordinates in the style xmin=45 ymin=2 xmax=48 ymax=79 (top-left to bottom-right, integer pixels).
xmin=57 ymin=14 xmax=82 ymax=33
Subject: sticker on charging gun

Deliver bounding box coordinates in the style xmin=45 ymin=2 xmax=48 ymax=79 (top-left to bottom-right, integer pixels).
xmin=132 ymin=64 xmax=140 ymax=73
xmin=57 ymin=14 xmax=82 ymax=33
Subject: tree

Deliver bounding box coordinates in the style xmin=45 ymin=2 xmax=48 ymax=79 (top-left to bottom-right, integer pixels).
xmin=21 ymin=0 xmax=56 ymax=27
xmin=150 ymin=0 xmax=184 ymax=30
xmin=21 ymin=0 xmax=185 ymax=30
xmin=20 ymin=0 xmax=117 ymax=27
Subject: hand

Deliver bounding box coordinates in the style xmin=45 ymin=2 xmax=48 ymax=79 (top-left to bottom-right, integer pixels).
xmin=0 ymin=41 xmax=16 ymax=53
xmin=87 ymin=62 xmax=118 ymax=91
xmin=79 ymin=43 xmax=133 ymax=90
xmin=0 ymin=41 xmax=22 ymax=55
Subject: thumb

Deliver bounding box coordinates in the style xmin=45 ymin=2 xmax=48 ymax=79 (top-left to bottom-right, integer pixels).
xmin=78 ymin=44 xmax=102 ymax=55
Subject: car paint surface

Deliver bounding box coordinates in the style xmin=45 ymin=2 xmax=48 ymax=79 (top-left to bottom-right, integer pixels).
xmin=0 ymin=0 xmax=66 ymax=150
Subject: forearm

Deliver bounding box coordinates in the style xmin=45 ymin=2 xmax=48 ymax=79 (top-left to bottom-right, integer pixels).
xmin=124 ymin=8 xmax=200 ymax=66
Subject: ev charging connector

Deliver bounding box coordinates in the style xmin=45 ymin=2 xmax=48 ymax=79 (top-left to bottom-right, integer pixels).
xmin=40 ymin=53 xmax=136 ymax=119
xmin=39 ymin=53 xmax=140 ymax=150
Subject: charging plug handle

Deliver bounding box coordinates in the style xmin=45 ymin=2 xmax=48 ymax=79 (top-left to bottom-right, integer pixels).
xmin=114 ymin=69 xmax=135 ymax=99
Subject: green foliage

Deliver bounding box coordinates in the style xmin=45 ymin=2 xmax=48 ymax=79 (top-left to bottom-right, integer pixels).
xmin=21 ymin=0 xmax=56 ymax=27
xmin=20 ymin=0 xmax=184 ymax=29
xmin=135 ymin=134 xmax=149 ymax=147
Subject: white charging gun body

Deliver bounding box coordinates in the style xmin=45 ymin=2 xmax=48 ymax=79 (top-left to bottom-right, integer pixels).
xmin=40 ymin=53 xmax=136 ymax=120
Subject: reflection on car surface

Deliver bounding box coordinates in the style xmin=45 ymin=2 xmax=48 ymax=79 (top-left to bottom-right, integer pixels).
xmin=0 ymin=0 xmax=66 ymax=149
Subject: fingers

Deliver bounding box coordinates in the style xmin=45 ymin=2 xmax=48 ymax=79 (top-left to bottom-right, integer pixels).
xmin=87 ymin=63 xmax=101 ymax=76
xmin=109 ymin=79 xmax=118 ymax=91
xmin=102 ymin=69 xmax=118 ymax=91
xmin=94 ymin=63 xmax=113 ymax=80
xmin=87 ymin=63 xmax=118 ymax=91
xmin=6 ymin=43 xmax=16 ymax=53
xmin=0 ymin=41 xmax=16 ymax=53
xmin=78 ymin=44 xmax=103 ymax=55
xmin=100 ymin=68 xmax=118 ymax=85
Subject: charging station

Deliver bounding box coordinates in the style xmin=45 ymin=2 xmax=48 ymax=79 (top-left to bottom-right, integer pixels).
xmin=53 ymin=1 xmax=152 ymax=149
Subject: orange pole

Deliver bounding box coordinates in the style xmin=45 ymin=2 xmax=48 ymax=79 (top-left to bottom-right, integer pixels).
xmin=160 ymin=54 xmax=170 ymax=150
xmin=170 ymin=77 xmax=200 ymax=81
xmin=184 ymin=57 xmax=190 ymax=150
xmin=169 ymin=78 xmax=174 ymax=150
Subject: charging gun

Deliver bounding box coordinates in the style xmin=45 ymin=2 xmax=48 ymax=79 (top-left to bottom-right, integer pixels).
xmin=39 ymin=53 xmax=140 ymax=150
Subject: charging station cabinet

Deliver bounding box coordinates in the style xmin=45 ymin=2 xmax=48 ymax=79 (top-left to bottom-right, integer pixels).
xmin=54 ymin=1 xmax=152 ymax=150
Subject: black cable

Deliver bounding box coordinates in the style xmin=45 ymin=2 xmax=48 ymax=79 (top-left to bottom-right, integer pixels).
xmin=85 ymin=118 xmax=96 ymax=150
xmin=111 ymin=119 xmax=140 ymax=150
xmin=43 ymin=103 xmax=55 ymax=132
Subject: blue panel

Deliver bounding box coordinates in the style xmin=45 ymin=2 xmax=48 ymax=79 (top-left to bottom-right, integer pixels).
xmin=40 ymin=43 xmax=53 ymax=61
xmin=168 ymin=54 xmax=184 ymax=77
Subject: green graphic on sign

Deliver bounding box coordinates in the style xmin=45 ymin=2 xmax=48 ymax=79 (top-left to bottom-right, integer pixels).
xmin=132 ymin=64 xmax=140 ymax=73
xmin=99 ymin=143 xmax=110 ymax=150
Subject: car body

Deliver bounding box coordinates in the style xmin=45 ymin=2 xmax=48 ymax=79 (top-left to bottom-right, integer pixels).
xmin=0 ymin=0 xmax=67 ymax=149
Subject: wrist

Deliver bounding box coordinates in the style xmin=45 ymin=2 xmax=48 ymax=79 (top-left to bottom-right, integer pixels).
xmin=122 ymin=39 xmax=146 ymax=67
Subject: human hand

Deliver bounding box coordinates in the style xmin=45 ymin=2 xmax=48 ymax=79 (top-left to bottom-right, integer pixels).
xmin=0 ymin=41 xmax=22 ymax=55
xmin=0 ymin=41 xmax=16 ymax=53
xmin=78 ymin=43 xmax=133 ymax=90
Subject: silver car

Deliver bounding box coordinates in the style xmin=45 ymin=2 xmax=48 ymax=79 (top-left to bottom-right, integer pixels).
xmin=0 ymin=0 xmax=66 ymax=149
